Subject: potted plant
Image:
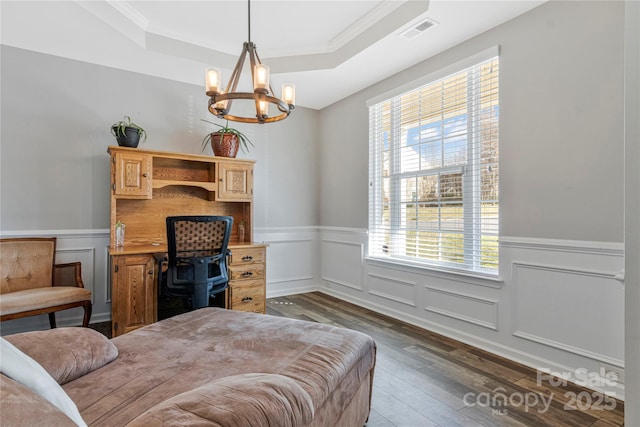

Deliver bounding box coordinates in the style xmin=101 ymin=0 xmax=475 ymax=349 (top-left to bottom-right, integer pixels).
xmin=201 ymin=119 xmax=253 ymax=158
xmin=111 ymin=116 xmax=147 ymax=148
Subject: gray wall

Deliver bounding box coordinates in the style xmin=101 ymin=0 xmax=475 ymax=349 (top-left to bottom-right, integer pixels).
xmin=318 ymin=0 xmax=625 ymax=243
xmin=624 ymin=0 xmax=640 ymax=423
xmin=254 ymin=106 xmax=320 ymax=228
xmin=0 ymin=46 xmax=319 ymax=231
xmin=2 ymin=1 xmax=624 ymax=240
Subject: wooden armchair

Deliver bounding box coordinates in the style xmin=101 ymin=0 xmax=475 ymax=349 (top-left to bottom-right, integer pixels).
xmin=0 ymin=237 xmax=92 ymax=328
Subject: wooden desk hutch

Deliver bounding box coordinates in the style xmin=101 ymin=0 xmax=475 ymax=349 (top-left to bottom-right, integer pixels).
xmin=108 ymin=146 xmax=267 ymax=337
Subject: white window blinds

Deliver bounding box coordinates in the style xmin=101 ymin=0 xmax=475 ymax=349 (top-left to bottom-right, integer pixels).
xmin=368 ymin=54 xmax=499 ymax=276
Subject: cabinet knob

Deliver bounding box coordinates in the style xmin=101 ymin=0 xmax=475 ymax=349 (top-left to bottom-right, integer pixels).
xmin=142 ymin=173 xmax=148 ymax=178
xmin=242 ymin=255 xmax=254 ymax=262
xmin=219 ymin=178 xmax=224 ymax=182
xmin=241 ymin=272 xmax=254 ymax=278
xmin=242 ymin=296 xmax=253 ymax=303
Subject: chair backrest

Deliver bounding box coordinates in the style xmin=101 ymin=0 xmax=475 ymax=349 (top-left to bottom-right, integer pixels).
xmin=163 ymin=216 xmax=233 ymax=308
xmin=0 ymin=238 xmax=56 ymax=294
xmin=167 ymin=216 xmax=232 ymax=262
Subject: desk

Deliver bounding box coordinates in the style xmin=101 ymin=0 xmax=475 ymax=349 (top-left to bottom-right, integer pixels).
xmin=107 ymin=147 xmax=267 ymax=337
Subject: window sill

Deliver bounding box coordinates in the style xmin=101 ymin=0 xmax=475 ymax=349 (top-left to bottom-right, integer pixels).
xmin=364 ymin=256 xmax=504 ymax=288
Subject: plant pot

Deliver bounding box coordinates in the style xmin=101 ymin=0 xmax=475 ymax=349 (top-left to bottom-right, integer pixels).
xmin=209 ymin=132 xmax=239 ymax=158
xmin=112 ymin=126 xmax=142 ymax=148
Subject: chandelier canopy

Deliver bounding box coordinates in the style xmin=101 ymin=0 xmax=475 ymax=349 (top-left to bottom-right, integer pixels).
xmin=205 ymin=0 xmax=295 ymax=124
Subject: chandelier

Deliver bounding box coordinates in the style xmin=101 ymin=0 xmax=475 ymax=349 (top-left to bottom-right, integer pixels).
xmin=205 ymin=0 xmax=295 ymax=124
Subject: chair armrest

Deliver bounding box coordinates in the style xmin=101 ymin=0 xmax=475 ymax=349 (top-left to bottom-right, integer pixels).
xmin=53 ymin=262 xmax=84 ymax=288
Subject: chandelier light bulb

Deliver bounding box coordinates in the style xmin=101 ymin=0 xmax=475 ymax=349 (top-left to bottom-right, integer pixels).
xmin=282 ymin=83 xmax=295 ymax=106
xmin=214 ymin=90 xmax=228 ymax=111
xmin=253 ymin=64 xmax=270 ymax=93
xmin=258 ymin=99 xmax=268 ymax=117
xmin=205 ymin=68 xmax=222 ymax=94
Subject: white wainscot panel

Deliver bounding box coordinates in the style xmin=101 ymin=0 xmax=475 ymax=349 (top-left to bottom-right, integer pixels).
xmin=424 ymin=286 xmax=498 ymax=330
xmin=265 ymin=239 xmax=314 ymax=285
xmin=321 ymin=239 xmax=363 ymax=291
xmin=257 ymin=228 xmax=318 ymax=297
xmin=368 ymin=272 xmax=416 ymax=308
xmin=513 ymin=263 xmax=624 ymax=365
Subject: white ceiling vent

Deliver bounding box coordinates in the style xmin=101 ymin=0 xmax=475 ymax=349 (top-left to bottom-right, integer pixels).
xmin=399 ymin=18 xmax=438 ymax=40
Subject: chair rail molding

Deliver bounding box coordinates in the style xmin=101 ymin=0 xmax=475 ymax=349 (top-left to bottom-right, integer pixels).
xmin=500 ymin=235 xmax=624 ymax=256
xmin=0 ymin=229 xmax=110 ymax=239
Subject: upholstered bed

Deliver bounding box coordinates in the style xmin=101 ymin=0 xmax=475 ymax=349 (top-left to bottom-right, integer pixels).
xmin=1 ymin=308 xmax=376 ymax=426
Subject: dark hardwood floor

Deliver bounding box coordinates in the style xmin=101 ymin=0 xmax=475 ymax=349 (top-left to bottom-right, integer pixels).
xmin=90 ymin=292 xmax=624 ymax=426
xmin=266 ymin=292 xmax=624 ymax=427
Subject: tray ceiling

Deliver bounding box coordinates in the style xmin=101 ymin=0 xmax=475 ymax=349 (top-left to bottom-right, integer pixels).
xmin=1 ymin=0 xmax=545 ymax=109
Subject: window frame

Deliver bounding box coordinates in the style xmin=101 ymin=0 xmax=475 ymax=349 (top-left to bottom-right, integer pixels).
xmin=367 ymin=47 xmax=500 ymax=279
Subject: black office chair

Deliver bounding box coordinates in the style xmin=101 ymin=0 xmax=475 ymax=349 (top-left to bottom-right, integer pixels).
xmin=159 ymin=216 xmax=233 ymax=310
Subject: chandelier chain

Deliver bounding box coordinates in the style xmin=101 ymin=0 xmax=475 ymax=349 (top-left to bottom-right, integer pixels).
xmin=247 ymin=0 xmax=251 ymax=43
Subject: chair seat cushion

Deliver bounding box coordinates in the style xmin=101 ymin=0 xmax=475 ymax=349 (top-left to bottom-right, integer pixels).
xmin=0 ymin=287 xmax=91 ymax=316
xmin=4 ymin=328 xmax=118 ymax=385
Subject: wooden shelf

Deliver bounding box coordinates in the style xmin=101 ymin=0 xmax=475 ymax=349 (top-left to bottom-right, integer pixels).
xmin=152 ymin=179 xmax=217 ymax=192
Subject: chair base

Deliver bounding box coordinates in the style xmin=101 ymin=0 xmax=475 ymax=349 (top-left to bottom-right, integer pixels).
xmin=158 ymin=292 xmax=225 ymax=321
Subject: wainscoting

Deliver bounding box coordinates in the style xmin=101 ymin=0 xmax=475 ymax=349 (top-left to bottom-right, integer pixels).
xmin=258 ymin=226 xmax=625 ymax=399
xmin=310 ymin=228 xmax=625 ymax=399
xmin=1 ymin=227 xmax=626 ymax=398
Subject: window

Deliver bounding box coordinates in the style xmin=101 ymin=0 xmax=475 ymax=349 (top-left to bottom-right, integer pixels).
xmin=368 ymin=52 xmax=499 ymax=276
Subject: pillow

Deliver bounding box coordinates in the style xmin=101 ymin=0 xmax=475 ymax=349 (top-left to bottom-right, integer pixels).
xmin=4 ymin=327 xmax=118 ymax=384
xmin=0 ymin=338 xmax=87 ymax=427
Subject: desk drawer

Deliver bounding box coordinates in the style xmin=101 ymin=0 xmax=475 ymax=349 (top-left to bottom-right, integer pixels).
xmin=229 ymin=281 xmax=265 ymax=313
xmin=229 ymin=264 xmax=264 ymax=281
xmin=230 ymin=247 xmax=265 ymax=265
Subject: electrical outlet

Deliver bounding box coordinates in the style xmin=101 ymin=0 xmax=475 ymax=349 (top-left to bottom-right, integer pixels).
xmin=601 ymin=364 xmax=625 ymax=385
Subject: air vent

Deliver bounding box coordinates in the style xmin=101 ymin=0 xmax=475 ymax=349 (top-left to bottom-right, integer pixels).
xmin=399 ymin=18 xmax=438 ymax=40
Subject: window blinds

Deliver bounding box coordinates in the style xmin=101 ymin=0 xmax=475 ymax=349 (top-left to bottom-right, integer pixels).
xmin=368 ymin=54 xmax=499 ymax=275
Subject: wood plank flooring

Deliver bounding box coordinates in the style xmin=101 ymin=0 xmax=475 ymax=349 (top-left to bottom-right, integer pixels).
xmin=266 ymin=292 xmax=625 ymax=427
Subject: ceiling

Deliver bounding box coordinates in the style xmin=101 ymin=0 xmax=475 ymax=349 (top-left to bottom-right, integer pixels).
xmin=1 ymin=0 xmax=545 ymax=110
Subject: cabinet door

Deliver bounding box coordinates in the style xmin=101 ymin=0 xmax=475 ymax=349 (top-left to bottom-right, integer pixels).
xmin=217 ymin=161 xmax=253 ymax=201
xmin=111 ymin=255 xmax=157 ymax=337
xmin=113 ymin=152 xmax=152 ymax=199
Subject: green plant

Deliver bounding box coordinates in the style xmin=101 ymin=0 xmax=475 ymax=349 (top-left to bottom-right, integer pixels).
xmin=111 ymin=116 xmax=147 ymax=142
xmin=201 ymin=119 xmax=254 ymax=154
